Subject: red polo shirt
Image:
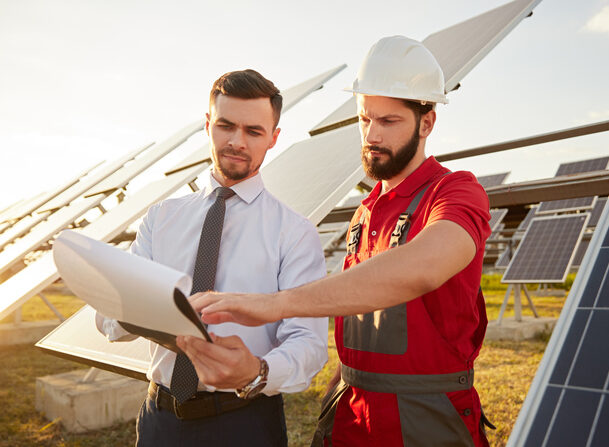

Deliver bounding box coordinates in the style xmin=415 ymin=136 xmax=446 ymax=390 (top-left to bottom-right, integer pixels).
xmin=337 ymin=156 xmax=491 ymax=372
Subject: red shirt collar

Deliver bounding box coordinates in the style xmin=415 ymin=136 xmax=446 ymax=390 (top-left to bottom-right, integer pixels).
xmin=361 ymin=156 xmax=447 ymax=210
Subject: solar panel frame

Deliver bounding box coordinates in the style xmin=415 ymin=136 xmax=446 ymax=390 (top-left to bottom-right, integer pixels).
xmin=502 ymin=214 xmax=589 ymax=284
xmin=507 ymin=199 xmax=609 ymax=447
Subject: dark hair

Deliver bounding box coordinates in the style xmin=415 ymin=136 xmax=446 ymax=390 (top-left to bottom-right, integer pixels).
xmin=401 ymin=99 xmax=434 ymax=121
xmin=210 ymin=69 xmax=282 ymax=128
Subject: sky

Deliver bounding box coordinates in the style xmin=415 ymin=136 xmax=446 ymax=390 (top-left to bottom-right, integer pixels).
xmin=1 ymin=0 xmax=609 ymax=211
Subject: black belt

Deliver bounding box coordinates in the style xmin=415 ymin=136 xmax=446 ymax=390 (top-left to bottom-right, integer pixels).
xmin=148 ymin=382 xmax=254 ymax=420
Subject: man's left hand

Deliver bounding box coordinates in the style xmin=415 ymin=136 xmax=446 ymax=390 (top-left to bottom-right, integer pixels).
xmin=176 ymin=333 xmax=261 ymax=390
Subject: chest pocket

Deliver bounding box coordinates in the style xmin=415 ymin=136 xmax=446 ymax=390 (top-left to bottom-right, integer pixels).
xmin=342 ymin=180 xmax=438 ymax=355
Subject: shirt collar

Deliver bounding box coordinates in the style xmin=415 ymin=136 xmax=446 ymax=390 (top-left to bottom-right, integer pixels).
xmin=201 ymin=169 xmax=265 ymax=204
xmin=361 ymin=156 xmax=446 ymax=210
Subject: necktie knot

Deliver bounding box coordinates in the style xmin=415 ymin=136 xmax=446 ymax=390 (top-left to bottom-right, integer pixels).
xmin=215 ymin=187 xmax=235 ymax=200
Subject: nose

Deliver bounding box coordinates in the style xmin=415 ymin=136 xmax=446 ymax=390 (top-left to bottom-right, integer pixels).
xmin=363 ymin=120 xmax=382 ymax=146
xmin=228 ymin=128 xmax=246 ymax=150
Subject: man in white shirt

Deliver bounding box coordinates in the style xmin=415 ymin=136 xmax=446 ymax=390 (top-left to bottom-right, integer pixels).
xmin=96 ymin=69 xmax=328 ymax=447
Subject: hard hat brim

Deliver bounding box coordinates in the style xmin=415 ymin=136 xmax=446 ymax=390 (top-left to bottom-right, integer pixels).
xmin=344 ymin=86 xmax=449 ymax=105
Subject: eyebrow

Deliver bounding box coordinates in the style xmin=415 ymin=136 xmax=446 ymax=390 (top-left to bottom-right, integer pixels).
xmin=358 ymin=113 xmax=403 ymax=120
xmin=216 ymin=117 xmax=267 ymax=134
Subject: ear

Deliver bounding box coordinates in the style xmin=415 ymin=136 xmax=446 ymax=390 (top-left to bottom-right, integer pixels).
xmin=419 ymin=110 xmax=436 ymax=139
xmin=205 ymin=113 xmax=211 ymax=135
xmin=268 ymin=127 xmax=281 ymax=150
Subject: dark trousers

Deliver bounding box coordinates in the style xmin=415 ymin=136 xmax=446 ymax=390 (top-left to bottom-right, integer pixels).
xmin=135 ymin=393 xmax=288 ymax=447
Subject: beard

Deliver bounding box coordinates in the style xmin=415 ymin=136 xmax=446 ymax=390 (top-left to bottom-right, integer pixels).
xmin=361 ymin=126 xmax=420 ymax=181
xmin=213 ymin=147 xmax=259 ymax=182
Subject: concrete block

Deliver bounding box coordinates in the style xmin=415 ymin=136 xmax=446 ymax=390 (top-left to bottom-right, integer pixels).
xmin=486 ymin=316 xmax=557 ymax=341
xmin=0 ymin=320 xmax=60 ymax=346
xmin=36 ymin=369 xmax=148 ymax=433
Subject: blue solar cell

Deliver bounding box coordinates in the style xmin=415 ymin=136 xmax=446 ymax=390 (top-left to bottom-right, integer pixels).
xmin=550 ymin=310 xmax=590 ymax=385
xmin=580 ymin=249 xmax=609 ymax=307
xmin=568 ymin=310 xmax=609 ymax=389
xmin=523 ymin=386 xmax=561 ymax=447
xmin=546 ymin=389 xmax=601 ymax=446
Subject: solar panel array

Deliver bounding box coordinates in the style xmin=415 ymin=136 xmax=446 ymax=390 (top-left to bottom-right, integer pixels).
xmin=507 ymin=200 xmax=609 ymax=447
xmin=477 ymin=172 xmax=510 ymax=189
xmin=502 ymin=214 xmax=589 ymax=283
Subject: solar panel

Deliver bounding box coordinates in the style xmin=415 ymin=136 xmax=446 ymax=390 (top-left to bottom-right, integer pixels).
xmin=0 ymin=211 xmax=51 ymax=252
xmin=489 ymin=208 xmax=508 ymax=233
xmin=477 ymin=172 xmax=510 ymax=189
xmin=555 ymin=156 xmax=609 ymax=176
xmin=164 ymin=65 xmax=346 ymax=176
xmin=0 ymin=144 xmax=153 ymax=252
xmin=85 ymin=120 xmax=204 ymax=197
xmin=262 ymin=124 xmax=364 ymax=225
xmin=309 ymin=0 xmax=541 ymax=136
xmin=502 ymin=214 xmax=589 ymax=283
xmin=495 ymin=244 xmax=512 ymax=269
xmin=517 ymin=206 xmax=539 ymax=232
xmin=507 ymin=199 xmax=609 ymax=447
xmin=40 ymin=143 xmax=153 ymax=213
xmin=0 ymin=196 xmax=106 ymax=277
xmin=571 ymin=238 xmax=590 ymax=268
xmin=36 ymin=306 xmax=150 ymax=381
xmin=1 ymin=164 xmax=206 ymax=322
xmin=588 ymin=197 xmax=607 ymax=228
xmin=536 ymin=196 xmax=597 ymax=215
xmin=0 ymin=162 xmax=102 ymax=224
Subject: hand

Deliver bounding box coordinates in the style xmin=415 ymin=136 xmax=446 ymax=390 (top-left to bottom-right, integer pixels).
xmin=176 ymin=333 xmax=261 ymax=389
xmin=188 ymin=291 xmax=284 ymax=327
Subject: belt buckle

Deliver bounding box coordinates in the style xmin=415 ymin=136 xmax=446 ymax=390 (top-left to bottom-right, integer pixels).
xmin=172 ymin=397 xmax=185 ymax=420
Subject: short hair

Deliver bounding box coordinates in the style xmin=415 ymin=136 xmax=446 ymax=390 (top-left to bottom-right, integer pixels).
xmin=210 ymin=69 xmax=283 ymax=128
xmin=401 ymin=99 xmax=434 ymax=121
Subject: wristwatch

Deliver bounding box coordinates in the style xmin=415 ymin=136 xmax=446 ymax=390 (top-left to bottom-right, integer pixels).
xmin=235 ymin=357 xmax=269 ymax=400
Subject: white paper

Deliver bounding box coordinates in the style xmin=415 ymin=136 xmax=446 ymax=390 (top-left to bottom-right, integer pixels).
xmin=53 ymin=229 xmax=202 ymax=337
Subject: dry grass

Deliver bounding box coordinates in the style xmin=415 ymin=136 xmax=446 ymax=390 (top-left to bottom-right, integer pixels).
xmin=0 ymin=278 xmax=567 ymax=446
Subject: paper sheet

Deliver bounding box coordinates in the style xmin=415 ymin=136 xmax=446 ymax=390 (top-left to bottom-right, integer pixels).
xmin=53 ymin=230 xmax=205 ymax=339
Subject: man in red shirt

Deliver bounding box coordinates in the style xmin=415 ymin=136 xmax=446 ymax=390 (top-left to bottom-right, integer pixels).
xmin=180 ymin=36 xmax=492 ymax=446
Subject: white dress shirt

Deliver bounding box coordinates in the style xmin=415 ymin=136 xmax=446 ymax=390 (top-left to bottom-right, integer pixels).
xmin=96 ymin=170 xmax=328 ymax=395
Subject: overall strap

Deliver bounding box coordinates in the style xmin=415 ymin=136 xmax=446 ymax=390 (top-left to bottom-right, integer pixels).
xmin=346 ymin=172 xmax=450 ymax=255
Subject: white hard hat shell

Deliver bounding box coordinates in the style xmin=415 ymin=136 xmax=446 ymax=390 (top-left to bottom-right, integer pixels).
xmin=346 ymin=36 xmax=448 ymax=105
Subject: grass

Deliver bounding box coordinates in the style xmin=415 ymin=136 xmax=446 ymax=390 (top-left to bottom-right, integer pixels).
xmin=0 ymin=278 xmax=567 ymax=446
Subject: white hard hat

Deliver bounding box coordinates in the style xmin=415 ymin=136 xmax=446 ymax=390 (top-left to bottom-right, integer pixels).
xmin=345 ymin=35 xmax=448 ymax=105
